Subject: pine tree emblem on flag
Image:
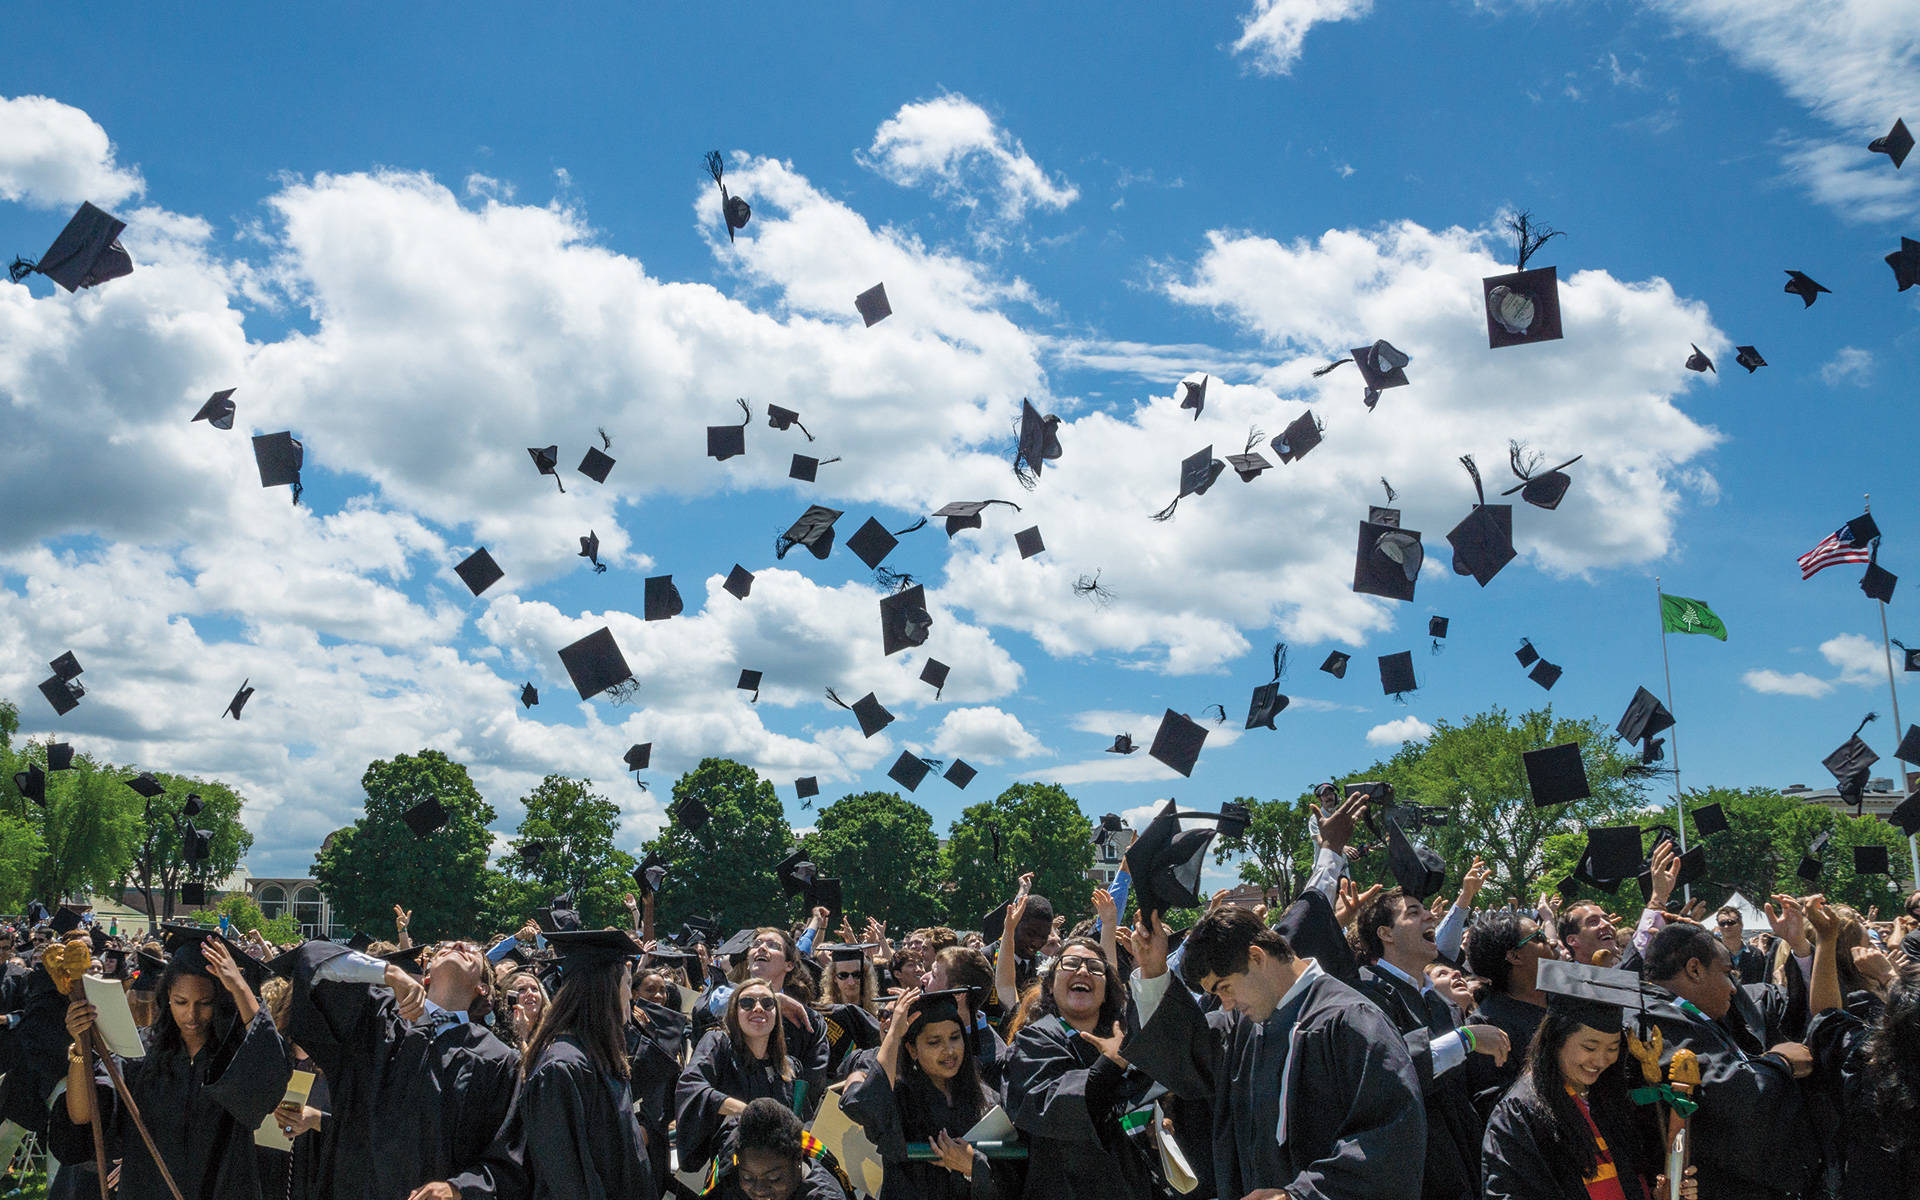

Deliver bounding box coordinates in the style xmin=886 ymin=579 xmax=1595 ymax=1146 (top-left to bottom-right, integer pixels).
xmin=1659 ymin=592 xmax=1727 ymax=641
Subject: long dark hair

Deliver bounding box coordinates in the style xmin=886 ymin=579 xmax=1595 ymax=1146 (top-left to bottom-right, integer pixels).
xmin=1514 ymin=1010 xmax=1660 ymax=1193
xmin=1036 ymin=938 xmax=1124 ymax=1035
xmin=147 ymin=960 xmax=242 ymax=1071
xmin=896 ymin=1008 xmax=991 ymax=1138
xmin=725 ymin=980 xmax=794 ymax=1081
xmin=521 ymin=956 xmax=630 ymax=1082
xmin=1866 ymin=973 xmax=1920 ymax=1158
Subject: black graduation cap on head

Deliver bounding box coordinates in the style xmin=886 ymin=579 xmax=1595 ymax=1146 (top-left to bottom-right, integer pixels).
xmin=1616 ymin=686 xmax=1676 ymax=748
xmin=548 ymin=928 xmax=645 ymax=966
xmin=1537 ymin=958 xmax=1665 ymax=1031
xmin=378 ymin=943 xmax=428 ymax=978
xmin=1385 ymin=817 xmax=1446 ymax=900
xmin=644 ymin=575 xmax=684 ymax=621
xmin=125 ymin=772 xmax=165 ymax=799
xmin=10 ymin=202 xmax=133 ymax=292
xmin=624 ymin=743 xmax=652 ymax=772
xmin=224 ymin=679 xmax=254 ymax=720
xmin=1177 ymin=374 xmax=1207 ymax=420
xmin=880 ymin=584 xmax=933 ymax=656
xmin=1014 ymin=398 xmax=1064 ymax=487
xmin=1271 ymin=408 xmax=1327 ymax=466
xmin=1150 ymin=446 xmax=1225 ymax=522
xmin=777 ymin=504 xmax=841 ymax=560
xmin=455 ymin=548 xmax=505 ymax=596
xmin=346 ymin=931 xmax=374 ymax=952
xmin=253 ymin=432 xmax=305 ymax=504
xmin=1870 ymin=117 xmax=1914 ymax=168
xmin=1735 ymin=346 xmax=1766 ymax=373
xmin=1320 ymin=651 xmax=1350 ymax=679
xmin=556 ymin=626 xmax=634 ymax=700
xmin=933 ymin=498 xmax=1021 ymax=537
xmin=1355 ymin=512 xmax=1425 ymax=601
xmin=526 ymin=445 xmax=564 ymax=492
xmin=855 ymin=283 xmax=891 ymax=327
xmin=705 ymin=151 xmax=751 ymax=242
xmin=721 ymin=563 xmax=756 ymax=601
xmin=520 ymin=682 xmax=539 ymax=709
xmin=577 ymin=446 xmax=615 ymax=484
xmin=671 ymin=794 xmax=711 ymax=833
xmin=707 ymin=398 xmax=752 ymax=461
xmin=1378 ymin=651 xmax=1416 ymax=699
xmin=13 ymin=763 xmax=45 ymax=807
xmin=1887 ymin=238 xmax=1920 ymax=292
xmin=887 ymin=751 xmax=934 ymax=792
xmin=1797 ymin=830 xmax=1831 ymax=884
xmin=403 ymin=797 xmax=449 ymax=837
xmin=1685 ymin=344 xmax=1715 ymax=373
xmin=766 ymin=404 xmax=813 ymax=440
xmin=192 ymin=389 xmax=236 ymax=429
xmin=159 ymin=924 xmax=274 ymax=990
xmin=1106 ymin=733 xmax=1136 ymax=754
xmin=578 ymin=531 xmax=606 ymax=574
xmin=1783 ymin=270 xmax=1831 ymax=308
xmin=1014 ymin=526 xmax=1045 ymax=559
xmin=826 ymin=689 xmax=894 ymax=738
xmin=1503 ymin=441 xmax=1582 ymax=511
xmin=49 ymin=905 xmax=84 ymax=936
xmin=919 ymin=659 xmax=950 ymax=699
xmin=1824 ymin=713 xmax=1880 ymax=808
xmin=945 ymin=759 xmax=976 ymax=788
xmin=1245 ymin=643 xmax=1290 ymax=730
xmin=1524 ymin=742 xmax=1591 ymax=806
xmin=48 ymin=742 xmax=74 ymax=771
xmin=1148 ymin=708 xmax=1208 ymax=777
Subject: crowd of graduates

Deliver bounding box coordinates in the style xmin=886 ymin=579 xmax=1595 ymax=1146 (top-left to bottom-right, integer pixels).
xmin=2 ymin=784 xmax=1919 ymax=1200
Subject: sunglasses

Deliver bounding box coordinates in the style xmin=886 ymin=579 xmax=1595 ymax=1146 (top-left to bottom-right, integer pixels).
xmin=834 ymin=970 xmax=862 ymax=980
xmin=1716 ymin=919 xmax=1740 ymax=928
xmin=736 ymin=995 xmax=778 ymax=1013
xmin=1515 ymin=927 xmax=1543 ymax=948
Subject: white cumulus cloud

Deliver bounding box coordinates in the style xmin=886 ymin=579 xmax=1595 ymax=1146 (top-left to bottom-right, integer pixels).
xmin=1741 ymin=669 xmax=1834 ymax=698
xmin=1232 ymin=0 xmax=1375 ymax=75
xmin=0 ymin=94 xmax=145 ymax=210
xmin=930 ymin=706 xmax=1047 ymax=764
xmin=1366 ymin=715 xmax=1435 ymax=745
xmin=860 ymin=94 xmax=1078 ymax=237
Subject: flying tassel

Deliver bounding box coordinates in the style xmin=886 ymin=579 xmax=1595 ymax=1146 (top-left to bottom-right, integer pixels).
xmin=732 ymin=397 xmax=752 ymax=428
xmin=1509 ymin=211 xmax=1565 ymax=271
xmin=1150 ymin=498 xmax=1181 ymax=522
xmin=1852 ymin=712 xmax=1878 ymax=738
xmin=891 ymin=517 xmax=928 ymax=537
xmin=874 ymin=566 xmax=918 ymax=591
xmin=598 ymin=426 xmax=612 ymax=450
xmin=8 ymin=257 xmax=36 ymax=284
xmin=1312 ymin=358 xmax=1353 ymax=377
xmin=1380 ymin=478 xmax=1397 ymax=504
xmin=1460 ymin=454 xmax=1485 ymax=506
xmin=1269 ymin=642 xmax=1288 ymax=682
xmin=1508 ymin=439 xmax=1543 ymax=484
xmin=1074 ymin=570 xmax=1115 ymax=606
xmin=1202 ymin=704 xmax=1227 ymax=725
xmin=825 ymin=688 xmax=852 ymax=711
xmin=706 ymin=151 xmax=726 ymax=187
xmin=605 ymin=679 xmax=643 ymax=705
xmin=1244 ymin=425 xmax=1265 ymax=454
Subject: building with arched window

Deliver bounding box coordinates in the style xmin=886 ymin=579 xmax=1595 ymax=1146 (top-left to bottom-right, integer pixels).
xmin=249 ymin=877 xmax=335 ymax=938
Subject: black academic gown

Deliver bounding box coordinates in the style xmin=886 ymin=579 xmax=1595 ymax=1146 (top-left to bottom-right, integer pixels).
xmin=51 ymin=1006 xmax=290 ymax=1200
xmin=1638 ymin=992 xmax=1819 ymax=1200
xmin=1464 ymin=991 xmax=1547 ymax=1117
xmin=1480 ymin=1076 xmax=1662 ymax=1200
xmin=1355 ymin=963 xmax=1484 ymax=1200
xmin=1124 ymin=965 xmax=1425 ymax=1200
xmin=820 ymin=1004 xmax=883 ymax=1080
xmin=286 ymin=941 xmax=521 ymax=1200
xmin=841 ymin=1063 xmax=1006 ymax=1200
xmin=1003 ymin=1016 xmax=1160 ymax=1200
xmin=626 ymin=1001 xmax=686 ymax=1200
xmin=0 ymin=966 xmax=70 ymax=1135
xmin=255 ymin=1069 xmax=330 ymax=1200
xmin=515 ymin=1034 xmax=656 ymax=1200
xmin=1805 ymin=1007 xmax=1920 ymax=1200
xmin=674 ymin=1029 xmax=801 ymax=1176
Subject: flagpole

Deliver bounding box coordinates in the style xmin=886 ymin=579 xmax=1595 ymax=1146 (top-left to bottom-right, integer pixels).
xmin=1657 ymin=578 xmax=1690 ymax=903
xmin=1864 ymin=493 xmax=1920 ymax=886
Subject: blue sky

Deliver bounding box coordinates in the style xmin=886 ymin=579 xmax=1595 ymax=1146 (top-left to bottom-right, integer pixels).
xmin=0 ymin=0 xmax=1914 ymax=879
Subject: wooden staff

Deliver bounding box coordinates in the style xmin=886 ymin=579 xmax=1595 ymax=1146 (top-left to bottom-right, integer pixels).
xmin=1664 ymin=1050 xmax=1701 ymax=1200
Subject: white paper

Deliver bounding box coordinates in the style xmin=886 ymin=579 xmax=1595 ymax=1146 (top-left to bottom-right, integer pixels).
xmin=254 ymin=1069 xmax=316 ymax=1151
xmin=810 ymin=1084 xmax=886 ymax=1197
xmin=1155 ymin=1100 xmax=1200 ymax=1194
xmin=961 ymin=1104 xmax=1014 ymax=1143
xmin=81 ymin=975 xmax=145 ymax=1059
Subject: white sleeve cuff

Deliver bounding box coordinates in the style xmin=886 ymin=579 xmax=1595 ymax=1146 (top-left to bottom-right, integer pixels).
xmin=1130 ymin=967 xmax=1174 ymax=1025
xmin=1430 ymin=1029 xmax=1466 ymax=1078
xmin=311 ymin=950 xmax=389 ymax=985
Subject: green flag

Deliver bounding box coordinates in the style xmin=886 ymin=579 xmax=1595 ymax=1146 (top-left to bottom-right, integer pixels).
xmin=1660 ymin=592 xmax=1727 ymax=641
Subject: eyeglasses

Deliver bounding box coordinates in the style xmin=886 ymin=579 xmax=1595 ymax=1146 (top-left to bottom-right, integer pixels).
xmin=1515 ymin=927 xmax=1543 ymax=949
xmin=736 ymin=995 xmax=778 ymax=1012
xmin=1056 ymin=956 xmax=1103 ymax=974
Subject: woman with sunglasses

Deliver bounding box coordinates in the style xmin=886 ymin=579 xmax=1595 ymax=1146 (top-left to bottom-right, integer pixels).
xmin=704 ymin=927 xmax=833 ymax=1096
xmin=815 ymin=944 xmax=884 ymax=1078
xmin=677 ymin=979 xmax=805 ymax=1178
xmin=1004 ymin=937 xmax=1158 ymax=1200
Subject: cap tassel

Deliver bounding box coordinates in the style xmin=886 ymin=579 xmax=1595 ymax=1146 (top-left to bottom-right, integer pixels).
xmin=825 ymin=688 xmax=852 ymax=712
xmin=1312 ymin=358 xmax=1353 ymax=377
xmin=1852 ymin=712 xmax=1878 ymax=738
xmin=1244 ymin=425 xmax=1265 ymax=454
xmin=873 ymin=566 xmax=918 ymax=591
xmin=1380 ymin=477 xmax=1397 ymax=503
xmin=290 ymin=478 xmax=304 ymax=506
xmin=890 ymin=517 xmax=928 ymax=537
xmin=1149 ymin=496 xmax=1181 ymax=522
xmin=597 ymin=426 xmax=612 ymax=450
xmin=1073 ymin=570 xmax=1115 ymax=607
xmin=1270 ymin=642 xmax=1288 ymax=683
xmin=1509 ymin=210 xmax=1565 ymax=271
xmin=1201 ymin=704 xmax=1227 ymax=725
xmin=8 ymin=257 xmax=36 ymax=284
xmin=706 ymin=150 xmax=726 ymax=188
xmin=1461 ymin=454 xmax=1485 ymax=506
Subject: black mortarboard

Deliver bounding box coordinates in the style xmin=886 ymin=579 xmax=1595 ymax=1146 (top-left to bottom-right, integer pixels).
xmin=182 ymin=794 xmax=205 ymax=817
xmin=1516 ymin=639 xmax=1540 ymax=668
xmin=1148 ymin=446 xmax=1226 ymax=521
xmin=1320 ymin=651 xmax=1350 ymax=679
xmin=777 ymin=505 xmax=841 ymax=560
xmin=50 ymin=906 xmax=84 ymax=936
xmin=1428 ymin=616 xmax=1449 ymax=639
xmin=579 ymin=531 xmax=605 ymax=573
xmin=795 ymin=776 xmax=819 ymax=799
xmin=183 ymin=827 xmax=212 ymax=861
xmin=126 ymin=772 xmax=165 ymax=798
xmin=625 ymin=743 xmax=652 ymax=771
xmin=518 ymin=841 xmax=548 ymax=868
xmin=1536 ymin=959 xmax=1662 ymax=1030
xmin=775 ymin=848 xmax=814 ymax=897
xmin=887 ymin=752 xmax=933 ymax=792
xmin=1349 ymin=340 xmax=1412 ymax=410
xmin=520 ymin=682 xmax=539 ymax=708
xmin=51 ymin=650 xmax=82 ymax=680
xmin=1502 ymin=443 xmax=1582 ymax=511
xmin=547 ymin=928 xmax=644 ymax=965
xmin=556 ymin=626 xmax=634 ymax=700
xmin=380 ymin=944 xmax=429 ymax=977
xmin=824 ymin=942 xmax=879 ymax=964
xmin=1483 ymin=265 xmax=1563 ymax=348
xmin=1524 ymin=743 xmax=1591 ymax=806
xmin=1735 ymin=346 xmax=1766 ymax=373
xmin=707 ymin=399 xmax=752 ymax=461
xmin=455 ymin=548 xmax=505 ymax=596
xmin=527 ymin=445 xmax=564 ymax=492
xmin=1014 ymin=526 xmax=1045 ymax=559
xmin=1616 ymin=687 xmax=1675 ymax=747
xmin=1824 ymin=733 xmax=1879 ymax=807
xmin=847 ymin=518 xmax=898 ymax=569
xmin=1895 ymin=724 xmax=1920 ymax=766
xmin=1582 ymin=826 xmax=1642 ymax=884
xmin=1106 ymin=733 xmax=1136 ymax=754
xmin=723 ymin=564 xmax=754 ymax=600
xmin=1176 ymin=373 xmax=1207 ymax=419
xmin=855 ymin=283 xmax=892 ymax=327
xmin=1685 ymin=344 xmax=1715 ymax=373
xmin=48 ymin=742 xmax=74 ymax=771
xmin=1127 ymin=799 xmax=1235 ymax=917
xmin=826 ymin=690 xmax=894 ymax=738
xmin=1148 ymin=709 xmax=1208 ymax=777
xmin=252 ymin=432 xmax=305 ymax=502
xmin=578 ymin=446 xmax=615 ymax=484
xmin=706 ymin=151 xmax=750 ymax=241
xmin=933 ymin=499 xmax=1020 ymax=537
xmin=1093 ymin=812 xmax=1125 ymax=846
xmin=13 ymin=763 xmax=45 ymax=807
xmin=735 ymin=669 xmax=762 ymax=703
xmin=1226 ymin=451 xmax=1273 ymax=482
xmin=945 ymin=759 xmax=976 ymax=788
xmin=402 ymin=797 xmax=448 ymax=837
xmin=1887 ymin=237 xmax=1920 ymax=292
xmin=1863 ymin=562 xmax=1898 ymax=604
xmin=1870 ymin=117 xmax=1915 ymax=168
xmin=1854 ymin=844 xmax=1891 ymax=875
xmin=1447 ymin=494 xmax=1516 ymax=586
xmin=880 ymin=585 xmax=932 ymax=656
xmin=920 ymin=658 xmax=950 ymax=697
xmin=1894 ymin=789 xmax=1920 ymax=838
xmin=1692 ymin=803 xmax=1728 ymax=837
xmin=14 ymin=202 xmax=133 ymax=292
xmin=671 ymin=795 xmax=711 ymax=833
xmin=1529 ymin=659 xmax=1562 ymax=690
xmin=159 ymin=925 xmax=273 ymax=990
xmin=1014 ymin=398 xmax=1064 ymax=485
xmin=767 ymin=404 xmax=811 ymax=437
xmin=1797 ymin=831 xmax=1831 ymax=883
xmin=1354 ymin=518 xmax=1424 ymax=601
xmin=1245 ymin=682 xmax=1287 ymax=730
xmin=1783 ymin=270 xmax=1830 ymax=308
xmin=1386 ymin=817 xmax=1446 ymax=900
xmin=40 ymin=675 xmax=81 ymax=716
xmin=644 ymin=575 xmax=684 ymax=621
xmin=1272 ymin=410 xmax=1325 ymax=463
xmin=790 ymin=453 xmax=837 ymax=483
xmin=1378 ymin=651 xmax=1416 ymax=698
xmin=224 ymin=679 xmax=255 ymax=720
xmin=346 ymin=931 xmax=374 ymax=951
xmin=192 ymin=390 xmax=237 ymax=429
xmin=131 ymin=948 xmax=167 ymax=992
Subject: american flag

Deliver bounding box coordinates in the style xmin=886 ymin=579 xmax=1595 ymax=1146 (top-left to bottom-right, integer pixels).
xmin=1798 ymin=513 xmax=1878 ymax=579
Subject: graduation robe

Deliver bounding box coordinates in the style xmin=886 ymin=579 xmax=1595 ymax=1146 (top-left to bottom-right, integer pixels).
xmin=1003 ymin=1015 xmax=1160 ymax=1200
xmin=287 ymin=942 xmax=521 ymax=1200
xmin=1480 ymin=1076 xmax=1662 ymax=1200
xmin=1123 ymin=964 xmax=1425 ymax=1200
xmin=820 ymin=1003 xmax=883 ymax=1080
xmin=1805 ymin=1007 xmax=1920 ymax=1200
xmin=0 ymin=966 xmax=70 ymax=1135
xmin=1464 ymin=992 xmax=1546 ymax=1117
xmin=515 ymin=1034 xmax=656 ymax=1200
xmin=674 ymin=1029 xmax=801 ymax=1175
xmin=626 ymin=1000 xmax=687 ymax=1199
xmin=1355 ymin=963 xmax=1485 ymax=1200
xmin=841 ymin=1062 xmax=1006 ymax=1200
xmin=51 ymin=1006 xmax=290 ymax=1200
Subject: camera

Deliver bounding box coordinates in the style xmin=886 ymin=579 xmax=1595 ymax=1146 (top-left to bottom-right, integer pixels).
xmin=1344 ymin=780 xmax=1395 ymax=806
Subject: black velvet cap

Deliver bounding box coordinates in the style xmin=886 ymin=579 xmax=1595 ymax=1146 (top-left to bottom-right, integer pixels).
xmin=644 ymin=575 xmax=684 ymax=621
xmin=1320 ymin=651 xmax=1350 ymax=679
xmin=887 ymin=752 xmax=932 ymax=792
xmin=578 ymin=447 xmax=616 ymax=484
xmin=1616 ymin=687 xmax=1676 ymax=746
xmin=1148 ymin=709 xmax=1208 ymax=777
xmin=1177 ymin=374 xmax=1207 ymax=419
xmin=1385 ymin=818 xmax=1446 ymax=899
xmin=1692 ymin=803 xmax=1728 ymax=837
xmin=671 ymin=795 xmax=711 ymax=833
xmin=454 ymin=548 xmax=505 ymax=596
xmin=1245 ymin=682 xmax=1287 ymax=730
xmin=944 ymin=759 xmax=976 ymax=788
xmin=880 ymin=585 xmax=932 ymax=656
xmin=547 ymin=928 xmax=645 ymax=965
xmin=1583 ymin=825 xmax=1643 ymax=883
xmin=1428 ymin=616 xmax=1449 ymax=639
xmin=778 ymin=505 xmax=841 ymax=560
xmin=1871 ymin=117 xmax=1914 ymax=168
xmin=723 ymin=564 xmax=754 ymax=600
xmin=252 ymin=431 xmax=304 ymax=491
xmin=1354 ymin=520 xmax=1424 ymax=601
xmin=1824 ymin=735 xmax=1880 ymax=807
xmin=403 ymin=797 xmax=448 ymax=837
xmin=795 ymin=776 xmax=819 ymax=799
xmin=855 ymin=283 xmax=892 ymax=327
xmin=1853 ymin=844 xmax=1890 ymax=875
xmin=1226 ymin=451 xmax=1273 ymax=482
xmin=846 ymin=518 xmax=898 ymax=570
xmin=1536 ymin=959 xmax=1661 ymax=1030
xmin=1524 ymin=743 xmax=1591 ymax=806
xmin=1735 ymin=346 xmax=1766 ymax=373
xmin=1685 ymin=344 xmax=1715 ymax=373
xmin=1888 ymin=238 xmax=1920 ymax=292
xmin=556 ymin=626 xmax=634 ymax=699
xmin=1896 ymin=724 xmax=1920 ymax=766
xmin=24 ymin=202 xmax=133 ymax=292
xmin=920 ymin=659 xmax=950 ymax=694
xmin=224 ymin=679 xmax=255 ymax=720
xmin=192 ymin=390 xmax=236 ymax=429
xmin=1783 ymin=271 xmax=1830 ymax=308
xmin=1529 ymin=659 xmax=1562 ymax=690
xmin=1272 ymin=410 xmax=1324 ymax=463
xmin=1862 ymin=563 xmax=1897 ymax=604
xmin=1447 ymin=503 xmax=1516 ymax=586
xmin=1378 ymin=651 xmax=1416 ymax=697
xmin=1483 ymin=265 xmax=1563 ymax=349
xmin=125 ymin=771 xmax=165 ymax=798
xmin=624 ymin=743 xmax=652 ymax=771
xmin=1014 ymin=526 xmax=1045 ymax=559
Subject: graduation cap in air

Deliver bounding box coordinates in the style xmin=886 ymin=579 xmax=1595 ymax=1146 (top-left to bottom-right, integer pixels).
xmin=40 ymin=673 xmax=82 ymax=716
xmin=846 ymin=518 xmax=900 ymax=570
xmin=1014 ymin=526 xmax=1046 ymax=559
xmin=1824 ymin=714 xmax=1881 ymax=808
xmin=1893 ymin=787 xmax=1920 ymax=838
xmin=47 ymin=742 xmax=73 ymax=771
xmin=1896 ymin=723 xmax=1920 ymax=767
xmin=795 ymin=776 xmax=819 ymax=801
xmin=1443 ymin=456 xmax=1516 ymax=587
xmin=671 ymin=794 xmax=711 ymax=833
xmin=732 ymin=669 xmax=762 ymax=703
xmin=1150 ymin=447 xmax=1225 ymax=521
xmin=1148 ymin=709 xmax=1208 ymax=777
xmin=1783 ymin=271 xmax=1830 ymax=308
xmin=577 ymin=446 xmax=615 ymax=485
xmin=880 ymin=585 xmax=933 ymax=656
xmin=253 ymin=432 xmax=305 ymax=504
xmin=1315 ymin=340 xmax=1412 ymax=411
xmin=777 ymin=505 xmax=841 ymax=560
xmin=766 ymin=404 xmax=813 ymax=440
xmin=713 ymin=565 xmax=753 ymax=604
xmin=518 ymin=841 xmax=548 ymax=868
xmin=1616 ymin=686 xmax=1675 ymax=750
xmin=556 ymin=626 xmax=634 ymax=700
xmin=1634 ymin=829 xmax=1707 ymax=899
xmin=1853 ymin=843 xmax=1891 ymax=876
xmin=1576 ymin=826 xmax=1640 ymax=892
xmin=1690 ymin=802 xmax=1728 ymax=838
xmin=1528 ymin=658 xmax=1563 ymax=690
xmin=1887 ymin=238 xmax=1920 ymax=292
xmin=1524 ymin=743 xmax=1591 ymax=806
xmin=1870 ymin=117 xmax=1914 ymax=168
xmin=182 ymin=827 xmax=213 ymax=862
xmin=159 ymin=924 xmax=274 ymax=990
xmin=1428 ymin=616 xmax=1449 ymax=641
xmin=1092 ymin=813 xmax=1125 ymax=847
xmin=455 ymin=548 xmax=505 ymax=596
xmin=402 ymin=796 xmax=449 ymax=837
xmin=775 ymin=848 xmax=816 ymax=897
xmin=13 ymin=763 xmax=45 ymax=808
xmin=1503 ymin=442 xmax=1582 ymax=511
xmin=1014 ymin=399 xmax=1064 ymax=487
xmin=707 ymin=398 xmax=752 ymax=461
xmin=644 ymin=575 xmax=684 ymax=621
xmin=827 ymin=689 xmax=894 ymax=738
xmin=1127 ymin=798 xmax=1244 ymax=917
xmin=10 ymin=202 xmax=133 ymax=292
xmin=1385 ymin=816 xmax=1446 ymax=900
xmin=50 ymin=650 xmax=83 ymax=682
xmin=789 ymin=453 xmax=841 ymax=483
xmin=1176 ymin=374 xmax=1207 ymax=420
xmin=1271 ymin=410 xmax=1325 ymax=464
xmin=1797 ymin=831 xmax=1832 ymax=883
xmin=1685 ymin=344 xmax=1715 ymax=373
xmin=945 ymin=760 xmax=976 ymax=788
xmin=223 ymin=679 xmax=255 ymax=720
xmin=1226 ymin=448 xmax=1273 ymax=482
xmin=577 ymin=532 xmax=606 ymax=574
xmin=1734 ymin=346 xmax=1766 ymax=373
xmin=855 ymin=283 xmax=891 ymax=327
xmin=192 ymin=389 xmax=236 ymax=429
xmin=705 ymin=151 xmax=751 ymax=242
xmin=125 ymin=772 xmax=165 ymax=799
xmin=519 ymin=682 xmax=539 ymax=709
xmin=919 ymin=659 xmax=950 ymax=699
xmin=181 ymin=793 xmax=204 ymax=817
xmin=1106 ymin=733 xmax=1136 ymax=754
xmin=933 ymin=499 xmax=1021 ymax=537
xmin=887 ymin=752 xmax=935 ymax=792
xmin=1378 ymin=651 xmax=1416 ymax=700
xmin=527 ymin=445 xmax=565 ymax=492
xmin=1862 ymin=560 xmax=1898 ymax=604
xmin=1483 ymin=216 xmax=1564 ymax=348
xmin=624 ymin=743 xmax=652 ymax=772
xmin=1245 ymin=643 xmax=1289 ymax=730
xmin=1320 ymin=651 xmax=1350 ymax=679
xmin=1355 ymin=510 xmax=1424 ymax=601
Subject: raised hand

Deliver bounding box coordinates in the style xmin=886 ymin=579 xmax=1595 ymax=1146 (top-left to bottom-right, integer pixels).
xmin=1766 ymin=894 xmax=1811 ymax=954
xmin=1310 ymin=788 xmax=1368 ymax=858
xmin=1078 ymin=1022 xmax=1128 ymax=1067
xmin=1131 ymin=909 xmax=1170 ymax=979
xmin=1459 ymin=857 xmax=1491 ymax=907
xmin=1092 ymin=886 xmax=1118 ymax=927
xmin=200 ymin=938 xmax=253 ymax=1001
xmin=393 ymin=904 xmax=411 ymax=931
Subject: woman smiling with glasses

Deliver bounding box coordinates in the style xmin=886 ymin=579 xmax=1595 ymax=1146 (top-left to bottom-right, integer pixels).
xmin=676 ymin=979 xmax=805 ymax=1179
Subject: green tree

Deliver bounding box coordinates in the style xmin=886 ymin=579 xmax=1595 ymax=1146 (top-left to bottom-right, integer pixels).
xmin=802 ymin=791 xmax=946 ymax=931
xmin=121 ymin=773 xmax=252 ymax=923
xmin=942 ymin=782 xmax=1094 ymax=928
xmin=642 ymin=758 xmax=791 ymax=934
xmin=210 ymin=892 xmax=301 ymax=944
xmin=312 ymin=749 xmax=499 ymax=942
xmin=16 ymin=751 xmax=143 ymax=906
xmin=1212 ymin=794 xmax=1316 ymax=901
xmin=495 ymin=775 xmax=637 ymax=931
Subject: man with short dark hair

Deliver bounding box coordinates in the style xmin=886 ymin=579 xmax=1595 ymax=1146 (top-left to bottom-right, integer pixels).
xmin=1555 ymin=839 xmax=1682 ymax=970
xmin=1714 ymin=905 xmax=1767 ymax=984
xmin=1461 ymin=910 xmax=1550 ymax=1114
